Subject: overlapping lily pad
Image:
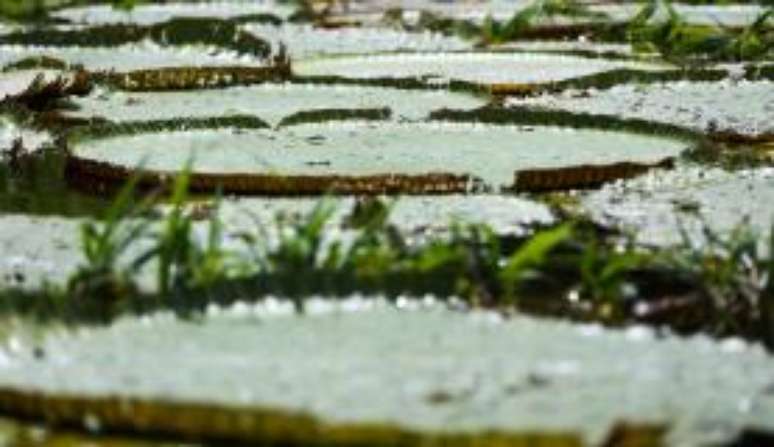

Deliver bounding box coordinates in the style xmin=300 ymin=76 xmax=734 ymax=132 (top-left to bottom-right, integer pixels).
xmin=590 ymin=3 xmax=773 ymax=28
xmin=0 ymin=42 xmax=266 ymax=72
xmin=293 ymin=52 xmax=671 ymax=88
xmin=244 ymin=23 xmax=472 ymax=59
xmin=509 ymin=79 xmax=774 ymax=140
xmin=0 ymin=194 xmax=555 ymax=290
xmin=0 ymin=303 xmax=771 ymax=445
xmin=62 ymin=83 xmax=486 ymax=126
xmin=66 ymin=119 xmax=690 ymax=194
xmin=53 ymin=1 xmax=293 ymax=26
xmin=582 ymin=166 xmax=774 ymax=251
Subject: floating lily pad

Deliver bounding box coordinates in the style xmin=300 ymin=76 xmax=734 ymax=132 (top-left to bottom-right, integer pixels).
xmin=244 ymin=23 xmax=471 ymax=59
xmin=591 ymin=3 xmax=773 ymax=28
xmin=0 ymin=303 xmax=771 ymax=445
xmin=67 ymin=120 xmax=689 ymax=194
xmin=0 ymin=215 xmax=83 ymax=290
xmin=0 ymin=18 xmax=272 ymax=60
xmin=217 ymin=195 xmax=555 ymax=237
xmin=582 ymin=165 xmax=774 ymax=252
xmin=293 ymin=52 xmax=670 ymax=86
xmin=509 ymin=79 xmax=774 ymax=139
xmin=0 ymin=42 xmax=265 ymax=72
xmin=493 ymin=41 xmax=635 ymax=57
xmin=53 ymin=1 xmax=293 ymax=26
xmin=63 ymin=83 xmax=486 ymax=127
xmin=0 ymin=193 xmax=553 ymax=290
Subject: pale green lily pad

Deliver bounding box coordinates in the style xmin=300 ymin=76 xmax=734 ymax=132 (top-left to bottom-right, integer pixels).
xmin=493 ymin=41 xmax=635 ymax=56
xmin=510 ymin=79 xmax=774 ymax=137
xmin=216 ymin=195 xmax=555 ymax=237
xmin=0 ymin=215 xmax=82 ymax=290
xmin=72 ymin=121 xmax=688 ymax=190
xmin=64 ymin=83 xmax=486 ymax=126
xmin=53 ymin=1 xmax=293 ymax=25
xmin=590 ymin=3 xmax=773 ymax=28
xmin=0 ymin=303 xmax=772 ymax=446
xmin=0 ymin=195 xmax=553 ymax=290
xmin=244 ymin=23 xmax=472 ymax=59
xmin=293 ymin=52 xmax=670 ymax=85
xmin=0 ymin=42 xmax=264 ymax=72
xmin=582 ymin=166 xmax=774 ymax=252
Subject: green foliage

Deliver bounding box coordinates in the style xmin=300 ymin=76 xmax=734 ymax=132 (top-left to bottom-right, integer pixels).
xmin=500 ymin=223 xmax=572 ymax=301
xmin=578 ymin=238 xmax=649 ymax=317
xmin=0 ymin=0 xmax=49 ymax=21
xmin=66 ymin=174 xmax=152 ymax=322
xmin=627 ymin=0 xmax=773 ymax=62
xmin=44 ymin=176 xmax=774 ymax=348
xmin=0 ymin=16 xmax=272 ymax=58
xmin=665 ymin=218 xmax=769 ymax=334
xmin=146 ymin=170 xmax=239 ymax=317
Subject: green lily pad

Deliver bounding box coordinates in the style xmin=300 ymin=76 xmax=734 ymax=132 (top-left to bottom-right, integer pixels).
xmin=53 ymin=1 xmax=293 ymax=26
xmin=582 ymin=165 xmax=774 ymax=251
xmin=0 ymin=193 xmax=554 ymax=291
xmin=244 ymin=23 xmax=471 ymax=59
xmin=68 ymin=120 xmax=688 ymax=194
xmin=63 ymin=83 xmax=486 ymax=127
xmin=293 ymin=52 xmax=670 ymax=86
xmin=0 ymin=43 xmax=266 ymax=72
xmin=0 ymin=304 xmax=770 ymax=445
xmin=509 ymin=79 xmax=774 ymax=138
xmin=591 ymin=3 xmax=773 ymax=28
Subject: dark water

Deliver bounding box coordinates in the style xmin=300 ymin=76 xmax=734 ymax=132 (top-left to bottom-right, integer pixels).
xmin=0 ymin=148 xmax=110 ymax=217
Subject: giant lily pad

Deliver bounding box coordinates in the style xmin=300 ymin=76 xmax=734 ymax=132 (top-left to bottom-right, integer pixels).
xmin=582 ymin=165 xmax=774 ymax=251
xmin=509 ymin=79 xmax=774 ymax=139
xmin=0 ymin=43 xmax=266 ymax=72
xmin=67 ymin=119 xmax=690 ymax=194
xmin=244 ymin=23 xmax=471 ymax=59
xmin=53 ymin=1 xmax=293 ymax=26
xmin=63 ymin=83 xmax=486 ymax=127
xmin=293 ymin=52 xmax=670 ymax=87
xmin=0 ymin=303 xmax=771 ymax=445
xmin=0 ymin=194 xmax=554 ymax=290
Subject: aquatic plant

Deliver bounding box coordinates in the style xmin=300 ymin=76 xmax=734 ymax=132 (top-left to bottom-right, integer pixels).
xmin=477 ymin=0 xmax=610 ymax=45
xmin=659 ymin=218 xmax=772 ymax=339
xmin=626 ymin=0 xmax=773 ymax=62
xmin=66 ymin=174 xmax=152 ymax=323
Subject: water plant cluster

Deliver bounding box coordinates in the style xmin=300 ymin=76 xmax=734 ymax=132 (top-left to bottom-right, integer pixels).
xmin=0 ymin=168 xmax=758 ymax=353
xmin=384 ymin=0 xmax=773 ymax=62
